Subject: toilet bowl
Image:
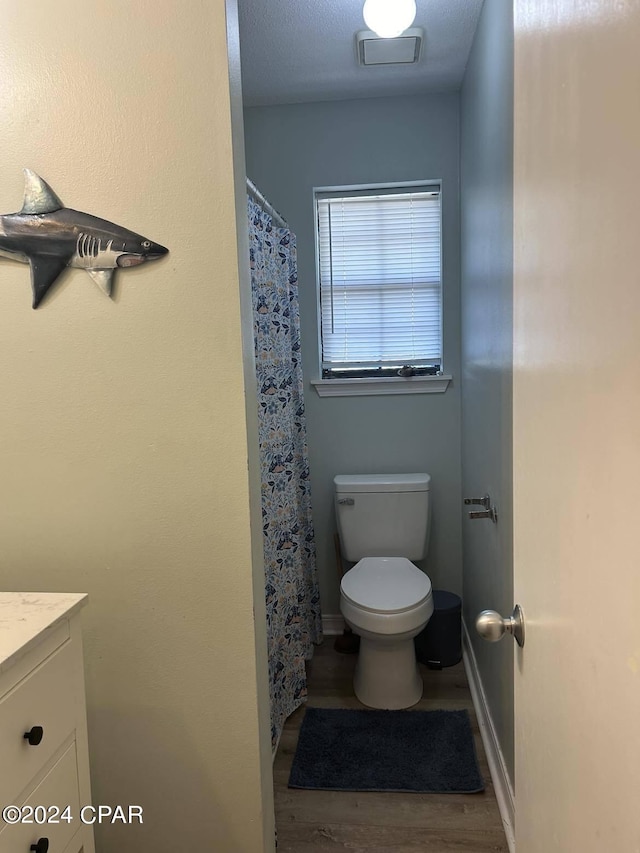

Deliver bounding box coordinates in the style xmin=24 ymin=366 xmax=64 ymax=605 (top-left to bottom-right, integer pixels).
xmin=340 ymin=556 xmax=434 ymax=709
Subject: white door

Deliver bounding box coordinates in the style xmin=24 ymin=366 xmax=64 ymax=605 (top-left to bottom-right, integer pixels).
xmin=512 ymin=2 xmax=640 ymax=850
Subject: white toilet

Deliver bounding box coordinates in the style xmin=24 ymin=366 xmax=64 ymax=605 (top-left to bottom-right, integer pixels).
xmin=335 ymin=473 xmax=434 ymax=710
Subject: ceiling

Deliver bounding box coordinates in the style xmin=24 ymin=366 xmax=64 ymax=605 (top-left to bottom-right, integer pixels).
xmin=238 ymin=0 xmax=485 ymax=107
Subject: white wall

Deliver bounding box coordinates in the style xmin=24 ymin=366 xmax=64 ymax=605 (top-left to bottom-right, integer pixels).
xmin=244 ymin=95 xmax=462 ymax=613
xmin=0 ymin=2 xmax=273 ymax=851
xmin=460 ymin=0 xmax=515 ymax=784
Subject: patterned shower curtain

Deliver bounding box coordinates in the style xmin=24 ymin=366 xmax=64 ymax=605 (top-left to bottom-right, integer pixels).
xmin=248 ymin=196 xmax=322 ymax=750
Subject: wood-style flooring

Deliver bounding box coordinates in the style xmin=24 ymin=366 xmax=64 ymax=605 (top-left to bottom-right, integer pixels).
xmin=274 ymin=641 xmax=508 ymax=852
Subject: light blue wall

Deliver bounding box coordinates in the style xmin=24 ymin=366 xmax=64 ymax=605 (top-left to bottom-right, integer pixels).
xmin=461 ymin=0 xmax=514 ymax=783
xmin=244 ymin=95 xmax=462 ymax=614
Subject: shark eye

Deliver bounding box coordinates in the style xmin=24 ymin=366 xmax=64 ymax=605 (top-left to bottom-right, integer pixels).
xmin=142 ymin=240 xmax=151 ymax=249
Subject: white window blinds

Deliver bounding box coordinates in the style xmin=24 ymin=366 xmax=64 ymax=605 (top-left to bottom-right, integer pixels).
xmin=317 ymin=187 xmax=442 ymax=374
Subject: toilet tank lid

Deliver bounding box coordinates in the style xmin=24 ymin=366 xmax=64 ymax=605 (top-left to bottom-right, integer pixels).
xmin=334 ymin=473 xmax=431 ymax=493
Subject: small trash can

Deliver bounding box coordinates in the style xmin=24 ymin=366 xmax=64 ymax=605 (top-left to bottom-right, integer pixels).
xmin=415 ymin=589 xmax=462 ymax=669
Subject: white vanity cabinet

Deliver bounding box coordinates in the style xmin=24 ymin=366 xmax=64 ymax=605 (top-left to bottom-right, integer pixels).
xmin=0 ymin=594 xmax=95 ymax=853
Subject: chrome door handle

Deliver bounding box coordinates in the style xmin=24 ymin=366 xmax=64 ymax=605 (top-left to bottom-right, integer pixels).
xmin=476 ymin=605 xmax=525 ymax=647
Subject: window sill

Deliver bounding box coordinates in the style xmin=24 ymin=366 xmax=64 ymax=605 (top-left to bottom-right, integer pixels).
xmin=311 ymin=375 xmax=452 ymax=398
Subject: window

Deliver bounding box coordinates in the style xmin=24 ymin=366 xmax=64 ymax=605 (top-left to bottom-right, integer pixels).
xmin=315 ymin=184 xmax=442 ymax=380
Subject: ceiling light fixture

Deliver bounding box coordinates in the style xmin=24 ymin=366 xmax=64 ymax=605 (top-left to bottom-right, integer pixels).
xmin=362 ymin=0 xmax=417 ymax=39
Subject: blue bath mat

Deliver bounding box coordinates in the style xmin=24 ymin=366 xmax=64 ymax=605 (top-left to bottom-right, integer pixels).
xmin=288 ymin=707 xmax=484 ymax=793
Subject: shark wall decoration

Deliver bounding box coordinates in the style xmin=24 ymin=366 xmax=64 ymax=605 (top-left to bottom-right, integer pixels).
xmin=0 ymin=170 xmax=169 ymax=308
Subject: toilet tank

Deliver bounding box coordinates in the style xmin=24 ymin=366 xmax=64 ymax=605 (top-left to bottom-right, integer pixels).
xmin=334 ymin=473 xmax=431 ymax=562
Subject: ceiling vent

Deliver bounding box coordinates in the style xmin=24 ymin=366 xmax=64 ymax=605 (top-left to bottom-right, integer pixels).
xmin=356 ymin=28 xmax=424 ymax=67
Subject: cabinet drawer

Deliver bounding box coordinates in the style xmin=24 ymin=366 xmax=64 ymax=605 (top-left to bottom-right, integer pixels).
xmin=0 ymin=640 xmax=80 ymax=807
xmin=0 ymin=742 xmax=79 ymax=853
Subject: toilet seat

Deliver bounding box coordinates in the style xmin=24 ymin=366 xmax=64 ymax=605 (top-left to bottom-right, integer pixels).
xmin=341 ymin=557 xmax=432 ymax=613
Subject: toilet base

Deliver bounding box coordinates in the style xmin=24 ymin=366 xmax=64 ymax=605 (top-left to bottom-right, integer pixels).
xmin=353 ymin=634 xmax=423 ymax=709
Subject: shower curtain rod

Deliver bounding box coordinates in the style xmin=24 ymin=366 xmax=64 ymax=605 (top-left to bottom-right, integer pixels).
xmin=246 ymin=177 xmax=288 ymax=228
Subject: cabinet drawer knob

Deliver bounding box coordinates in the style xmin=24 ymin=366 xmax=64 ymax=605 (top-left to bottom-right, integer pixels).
xmin=23 ymin=726 xmax=44 ymax=746
xmin=30 ymin=839 xmax=49 ymax=853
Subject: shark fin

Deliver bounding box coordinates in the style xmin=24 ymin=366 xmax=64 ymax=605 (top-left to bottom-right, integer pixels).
xmin=21 ymin=169 xmax=64 ymax=215
xmin=86 ymin=268 xmax=115 ymax=297
xmin=29 ymin=255 xmax=70 ymax=308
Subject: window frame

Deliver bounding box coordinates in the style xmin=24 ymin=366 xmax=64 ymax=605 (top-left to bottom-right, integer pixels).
xmin=311 ymin=180 xmax=449 ymax=397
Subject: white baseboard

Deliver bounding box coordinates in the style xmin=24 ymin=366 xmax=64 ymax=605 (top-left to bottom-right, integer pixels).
xmin=462 ymin=619 xmax=515 ymax=853
xmin=322 ymin=613 xmax=345 ymax=636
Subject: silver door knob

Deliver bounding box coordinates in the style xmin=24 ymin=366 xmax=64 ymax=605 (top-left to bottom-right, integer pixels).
xmin=476 ymin=605 xmax=525 ymax=647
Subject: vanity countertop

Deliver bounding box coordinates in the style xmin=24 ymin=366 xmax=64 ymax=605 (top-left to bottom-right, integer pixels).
xmin=0 ymin=592 xmax=88 ymax=674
